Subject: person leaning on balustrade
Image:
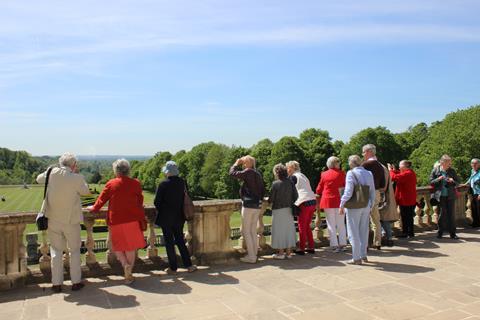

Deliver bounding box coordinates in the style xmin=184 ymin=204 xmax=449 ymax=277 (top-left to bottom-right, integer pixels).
xmin=361 ymin=144 xmax=387 ymax=250
xmin=430 ymin=155 xmax=461 ymax=240
xmin=87 ymin=159 xmax=147 ymax=284
xmin=339 ymin=155 xmax=376 ymax=265
xmin=269 ymin=163 xmax=298 ymax=260
xmin=36 ymin=152 xmax=90 ymax=293
xmin=229 ymin=155 xmax=266 ymax=264
xmin=388 ymin=160 xmax=417 ymax=239
xmin=286 ymin=160 xmax=317 ymax=255
xmin=154 ymin=161 xmax=197 ymax=274
xmin=315 ymin=156 xmax=347 ymax=253
xmin=465 ymin=158 xmax=480 ymax=228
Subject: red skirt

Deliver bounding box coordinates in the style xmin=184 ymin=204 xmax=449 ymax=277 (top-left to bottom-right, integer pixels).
xmin=110 ymin=221 xmax=146 ymax=251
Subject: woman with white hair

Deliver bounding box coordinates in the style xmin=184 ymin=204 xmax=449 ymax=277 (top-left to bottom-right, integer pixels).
xmin=88 ymin=159 xmax=147 ymax=284
xmin=339 ymin=155 xmax=376 ymax=265
xmin=315 ymin=156 xmax=347 ymax=252
xmin=430 ymin=155 xmax=461 ymax=239
xmin=286 ymin=160 xmax=317 ymax=255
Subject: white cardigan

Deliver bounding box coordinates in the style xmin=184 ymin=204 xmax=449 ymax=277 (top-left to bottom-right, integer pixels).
xmin=292 ymin=172 xmax=316 ymax=206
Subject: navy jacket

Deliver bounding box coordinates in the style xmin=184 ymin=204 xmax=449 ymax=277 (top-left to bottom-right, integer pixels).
xmin=154 ymin=176 xmax=186 ymax=227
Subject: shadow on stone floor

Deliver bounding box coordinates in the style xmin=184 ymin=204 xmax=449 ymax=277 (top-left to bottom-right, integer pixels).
xmin=362 ymin=260 xmax=436 ymax=274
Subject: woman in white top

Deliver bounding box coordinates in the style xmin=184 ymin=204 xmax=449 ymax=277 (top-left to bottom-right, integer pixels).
xmin=339 ymin=155 xmax=376 ymax=265
xmin=286 ymin=161 xmax=317 ymax=255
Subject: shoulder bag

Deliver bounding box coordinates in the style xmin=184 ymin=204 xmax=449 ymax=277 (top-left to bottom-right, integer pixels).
xmin=344 ymin=171 xmax=370 ymax=209
xmin=36 ymin=167 xmax=54 ymax=231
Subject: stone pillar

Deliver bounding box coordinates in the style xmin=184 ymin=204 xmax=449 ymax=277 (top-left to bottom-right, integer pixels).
xmin=0 ymin=214 xmax=30 ymax=290
xmin=106 ymin=227 xmax=118 ymax=266
xmin=455 ymin=187 xmax=468 ymax=226
xmin=145 ymin=208 xmax=159 ymax=259
xmin=26 ymin=233 xmax=39 ymax=265
xmin=257 ymin=202 xmax=269 ymax=250
xmin=313 ymin=208 xmax=325 ymax=243
xmin=84 ymin=217 xmax=97 ymax=267
xmin=39 ymin=229 xmax=51 ymax=274
xmin=191 ymin=200 xmax=241 ymax=265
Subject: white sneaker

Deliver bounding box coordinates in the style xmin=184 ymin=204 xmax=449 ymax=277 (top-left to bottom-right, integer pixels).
xmin=272 ymin=253 xmax=286 ymax=260
xmin=285 ymin=254 xmax=293 ymax=259
xmin=240 ymin=257 xmax=257 ymax=264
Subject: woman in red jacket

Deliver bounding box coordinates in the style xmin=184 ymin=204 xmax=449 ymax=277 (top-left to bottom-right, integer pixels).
xmin=315 ymin=156 xmax=347 ymax=252
xmin=388 ymin=160 xmax=417 ymax=238
xmin=88 ymin=159 xmax=146 ymax=284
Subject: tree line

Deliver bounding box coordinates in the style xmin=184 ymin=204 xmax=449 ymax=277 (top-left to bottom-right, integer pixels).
xmin=2 ymin=105 xmax=479 ymax=198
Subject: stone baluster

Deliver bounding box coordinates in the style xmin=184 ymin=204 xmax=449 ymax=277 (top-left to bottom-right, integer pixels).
xmin=39 ymin=229 xmax=51 ymax=274
xmin=313 ymin=208 xmax=324 ymax=242
xmin=466 ymin=194 xmax=473 ymax=224
xmin=106 ymin=227 xmax=117 ymax=265
xmin=185 ymin=218 xmax=194 ymax=256
xmin=145 ymin=209 xmax=158 ymax=259
xmin=84 ymin=217 xmax=97 ymax=267
xmin=257 ymin=202 xmax=268 ymax=250
xmin=17 ymin=223 xmax=27 ymax=275
xmin=63 ymin=247 xmax=70 ymax=269
xmin=424 ymin=197 xmax=434 ymax=227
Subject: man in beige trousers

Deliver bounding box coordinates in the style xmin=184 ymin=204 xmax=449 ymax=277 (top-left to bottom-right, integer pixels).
xmin=37 ymin=152 xmax=90 ymax=292
xmin=361 ymin=144 xmax=387 ymax=250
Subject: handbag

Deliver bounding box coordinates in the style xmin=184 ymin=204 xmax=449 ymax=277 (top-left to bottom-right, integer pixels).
xmin=36 ymin=167 xmax=54 ymax=231
xmin=183 ymin=185 xmax=195 ymax=221
xmin=344 ymin=171 xmax=370 ymax=209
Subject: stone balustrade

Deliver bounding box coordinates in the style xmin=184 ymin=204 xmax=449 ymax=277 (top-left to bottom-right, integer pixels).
xmin=0 ymin=186 xmax=473 ymax=291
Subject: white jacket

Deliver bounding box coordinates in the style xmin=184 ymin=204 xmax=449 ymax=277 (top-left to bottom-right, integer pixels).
xmin=292 ymin=172 xmax=316 ymax=206
xmin=37 ymin=166 xmax=90 ymax=225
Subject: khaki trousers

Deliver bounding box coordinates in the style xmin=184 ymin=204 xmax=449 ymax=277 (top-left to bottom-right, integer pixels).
xmin=370 ymin=190 xmax=382 ymax=247
xmin=241 ymin=207 xmax=261 ymax=260
xmin=48 ymin=220 xmax=82 ymax=285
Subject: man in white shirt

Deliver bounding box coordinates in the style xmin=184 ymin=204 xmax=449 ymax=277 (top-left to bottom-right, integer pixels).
xmin=37 ymin=152 xmax=90 ymax=292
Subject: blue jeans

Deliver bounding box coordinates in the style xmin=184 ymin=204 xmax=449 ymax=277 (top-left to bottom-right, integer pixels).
xmin=381 ymin=221 xmax=393 ymax=240
xmin=346 ymin=207 xmax=370 ymax=261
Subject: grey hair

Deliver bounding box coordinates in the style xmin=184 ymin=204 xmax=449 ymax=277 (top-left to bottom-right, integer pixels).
xmin=362 ymin=144 xmax=377 ymax=155
xmin=59 ymin=152 xmax=77 ymax=168
xmin=113 ymin=158 xmax=130 ymax=176
xmin=348 ymin=155 xmax=362 ymax=168
xmin=326 ymin=156 xmax=340 ymax=169
xmin=440 ymin=154 xmax=452 ymax=164
xmin=471 ymin=158 xmax=480 ymax=164
xmin=273 ymin=163 xmax=288 ymax=180
xmin=286 ymin=160 xmax=301 ymax=172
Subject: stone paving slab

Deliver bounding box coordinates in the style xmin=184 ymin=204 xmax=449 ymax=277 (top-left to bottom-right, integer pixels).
xmin=1 ymin=229 xmax=480 ymax=320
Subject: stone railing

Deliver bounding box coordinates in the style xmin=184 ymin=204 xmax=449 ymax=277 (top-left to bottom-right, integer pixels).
xmin=0 ymin=186 xmax=473 ymax=291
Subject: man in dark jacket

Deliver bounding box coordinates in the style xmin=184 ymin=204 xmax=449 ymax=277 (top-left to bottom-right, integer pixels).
xmin=229 ymin=155 xmax=265 ymax=263
xmin=154 ymin=161 xmax=197 ymax=274
xmin=430 ymin=155 xmax=461 ymax=239
xmin=362 ymin=144 xmax=386 ymax=250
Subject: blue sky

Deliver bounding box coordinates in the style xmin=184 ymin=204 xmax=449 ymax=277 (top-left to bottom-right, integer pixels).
xmin=1 ymin=0 xmax=480 ymax=155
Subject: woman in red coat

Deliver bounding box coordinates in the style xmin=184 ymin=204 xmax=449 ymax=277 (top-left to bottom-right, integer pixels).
xmin=388 ymin=160 xmax=417 ymax=238
xmin=88 ymin=159 xmax=146 ymax=284
xmin=315 ymin=156 xmax=347 ymax=252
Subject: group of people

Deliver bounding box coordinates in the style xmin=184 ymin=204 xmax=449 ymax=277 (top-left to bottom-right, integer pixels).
xmin=36 ymin=146 xmax=480 ymax=291
xmin=37 ymin=153 xmax=196 ymax=292
xmin=230 ymin=144 xmax=480 ymax=265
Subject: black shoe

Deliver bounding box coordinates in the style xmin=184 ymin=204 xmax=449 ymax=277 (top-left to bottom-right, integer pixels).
xmin=397 ymin=234 xmax=408 ymax=239
xmin=387 ymin=240 xmax=394 ymax=247
xmin=436 ymin=233 xmax=443 ymax=239
xmin=375 ymin=246 xmax=381 ymax=250
xmin=407 ymin=234 xmax=415 ymax=239
xmin=295 ymin=250 xmax=305 ymax=255
xmin=306 ymin=249 xmax=315 ymax=254
xmin=51 ymin=285 xmax=62 ymax=293
xmin=470 ymin=224 xmax=480 ymax=229
xmin=450 ymin=234 xmax=460 ymax=240
xmin=71 ymin=282 xmax=85 ymax=291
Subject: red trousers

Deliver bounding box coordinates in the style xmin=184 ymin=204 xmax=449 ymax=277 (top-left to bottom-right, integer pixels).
xmin=298 ymin=203 xmax=316 ymax=250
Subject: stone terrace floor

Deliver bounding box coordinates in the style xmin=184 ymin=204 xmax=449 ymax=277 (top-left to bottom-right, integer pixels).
xmin=1 ymin=228 xmax=480 ymax=320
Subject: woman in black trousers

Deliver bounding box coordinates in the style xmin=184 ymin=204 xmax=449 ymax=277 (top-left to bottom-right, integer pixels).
xmin=154 ymin=161 xmax=197 ymax=274
xmin=430 ymin=155 xmax=461 ymax=240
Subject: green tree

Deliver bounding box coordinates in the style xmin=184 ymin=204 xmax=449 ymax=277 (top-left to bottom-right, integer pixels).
xmin=250 ymin=138 xmax=273 ymax=178
xmin=339 ymin=126 xmax=403 ymax=170
xmin=200 ymin=144 xmax=229 ymax=198
xmin=137 ymin=151 xmax=173 ymax=191
xmin=411 ymin=105 xmax=480 ymax=185
xmin=394 ymin=122 xmax=429 ymax=160
xmin=215 ymin=146 xmax=250 ymax=199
